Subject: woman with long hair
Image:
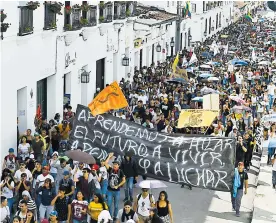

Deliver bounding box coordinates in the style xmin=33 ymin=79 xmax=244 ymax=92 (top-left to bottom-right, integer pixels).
xmin=0 ymin=169 xmax=15 ymax=213
xmin=18 ymin=136 xmax=31 ymax=161
xmin=88 ymin=193 xmax=108 ymax=223
xmin=12 ymin=216 xmax=23 ymax=223
xmin=71 ymin=191 xmax=88 ymax=223
xmin=156 ymin=191 xmax=173 ymax=223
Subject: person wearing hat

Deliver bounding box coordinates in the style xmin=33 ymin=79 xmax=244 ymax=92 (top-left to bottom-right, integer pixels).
xmin=59 ymin=170 xmax=75 ymax=199
xmin=49 ymin=210 xmax=58 ymax=223
xmin=116 ymin=200 xmax=139 ymax=223
xmin=2 ymin=148 xmax=18 ymax=173
xmin=32 ymin=132 xmax=45 ymax=163
xmin=104 ymin=152 xmax=126 ymax=221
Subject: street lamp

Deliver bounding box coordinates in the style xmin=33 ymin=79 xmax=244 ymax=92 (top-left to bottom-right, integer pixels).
xmin=122 ymin=55 xmax=129 ymax=66
xmin=204 ymin=31 xmax=207 ymax=37
xmin=156 ymin=43 xmax=161 ymax=52
xmin=188 ymin=35 xmax=192 ymax=40
xmin=80 ymin=70 xmax=91 ymax=83
xmin=170 ymin=40 xmax=175 ymax=47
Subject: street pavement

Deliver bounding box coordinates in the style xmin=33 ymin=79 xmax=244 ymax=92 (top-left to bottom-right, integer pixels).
xmin=252 ymin=147 xmax=276 ymax=223
xmin=118 ymin=152 xmax=262 ymax=223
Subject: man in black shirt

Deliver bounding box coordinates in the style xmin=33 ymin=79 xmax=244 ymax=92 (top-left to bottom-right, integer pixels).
xmin=104 ymin=153 xmax=126 ymax=221
xmin=235 ymin=136 xmax=247 ymax=167
xmin=160 ymin=98 xmax=170 ymax=118
xmin=32 ymin=132 xmax=44 ymax=162
xmin=231 ymin=162 xmax=248 ymax=217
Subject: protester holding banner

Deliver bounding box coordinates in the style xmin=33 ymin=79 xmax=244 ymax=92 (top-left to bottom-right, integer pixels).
xmin=5 ymin=8 xmax=275 ymax=221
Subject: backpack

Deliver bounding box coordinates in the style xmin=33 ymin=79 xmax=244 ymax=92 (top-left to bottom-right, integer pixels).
xmin=137 ymin=193 xmax=154 ymax=204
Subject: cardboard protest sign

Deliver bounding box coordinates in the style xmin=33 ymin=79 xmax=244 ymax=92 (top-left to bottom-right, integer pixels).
xmin=68 ymin=105 xmax=236 ymax=192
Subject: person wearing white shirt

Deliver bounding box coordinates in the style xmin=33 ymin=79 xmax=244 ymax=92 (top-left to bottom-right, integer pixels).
xmin=0 ymin=196 xmax=10 ymax=223
xmin=133 ymin=188 xmax=155 ymax=223
xmin=138 ymin=91 xmax=148 ymax=105
xmin=14 ymin=161 xmax=33 ymax=182
xmin=235 ymin=72 xmax=243 ymax=86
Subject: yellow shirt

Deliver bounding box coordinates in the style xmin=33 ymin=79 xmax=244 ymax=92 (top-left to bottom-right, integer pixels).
xmin=58 ymin=124 xmax=70 ymax=140
xmin=88 ymin=201 xmax=108 ymax=220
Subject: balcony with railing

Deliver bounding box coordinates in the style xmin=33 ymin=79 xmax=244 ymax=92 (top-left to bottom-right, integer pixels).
xmin=99 ymin=1 xmax=113 ymax=23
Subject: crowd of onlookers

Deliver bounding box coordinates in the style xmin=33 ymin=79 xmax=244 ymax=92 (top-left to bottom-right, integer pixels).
xmin=1 ymin=6 xmax=276 ymax=223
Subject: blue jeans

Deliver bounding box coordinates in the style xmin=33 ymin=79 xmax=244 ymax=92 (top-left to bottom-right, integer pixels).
xmin=124 ymin=177 xmax=134 ymax=200
xmin=269 ymin=94 xmax=274 ymax=109
xmin=107 ymin=190 xmax=120 ymax=218
xmin=73 ymin=220 xmax=82 ymax=223
xmin=101 ymin=179 xmax=108 ymax=199
xmin=7 ymin=197 xmax=14 ymax=213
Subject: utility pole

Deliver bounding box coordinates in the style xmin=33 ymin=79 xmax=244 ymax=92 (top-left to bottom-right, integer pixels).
xmin=175 ymin=1 xmax=182 ymax=55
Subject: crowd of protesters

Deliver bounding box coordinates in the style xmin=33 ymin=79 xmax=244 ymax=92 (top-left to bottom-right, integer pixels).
xmin=1 ymin=5 xmax=276 ymax=223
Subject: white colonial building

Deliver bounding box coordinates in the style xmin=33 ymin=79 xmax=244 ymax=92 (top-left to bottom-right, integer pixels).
xmin=0 ymin=1 xmax=233 ymax=158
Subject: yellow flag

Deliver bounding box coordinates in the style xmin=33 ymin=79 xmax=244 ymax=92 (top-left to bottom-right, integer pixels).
xmin=88 ymin=81 xmax=128 ymax=116
xmin=172 ymin=53 xmax=179 ymax=73
xmin=177 ymin=109 xmax=219 ymax=128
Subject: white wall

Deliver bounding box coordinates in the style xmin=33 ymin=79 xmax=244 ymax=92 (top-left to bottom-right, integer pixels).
xmin=1 ymin=0 xmax=234 ymax=158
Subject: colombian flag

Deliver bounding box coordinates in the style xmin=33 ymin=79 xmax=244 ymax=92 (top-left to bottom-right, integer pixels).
xmin=88 ymin=81 xmax=128 ymax=116
xmin=185 ymin=1 xmax=191 ymax=18
xmin=245 ymin=12 xmax=252 ymax=22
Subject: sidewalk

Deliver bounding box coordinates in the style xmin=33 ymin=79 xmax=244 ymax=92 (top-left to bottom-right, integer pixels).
xmin=252 ymin=148 xmax=276 ymax=223
xmin=204 ymin=151 xmax=262 ymax=223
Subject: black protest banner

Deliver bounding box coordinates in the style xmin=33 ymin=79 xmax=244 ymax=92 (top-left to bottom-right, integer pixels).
xmin=68 ymin=105 xmax=236 ymax=192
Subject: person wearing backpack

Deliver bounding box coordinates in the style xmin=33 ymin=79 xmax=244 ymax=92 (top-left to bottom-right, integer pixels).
xmin=104 ymin=153 xmax=126 ymax=221
xmin=120 ymin=152 xmax=138 ymax=202
xmin=133 ymin=188 xmax=155 ymax=223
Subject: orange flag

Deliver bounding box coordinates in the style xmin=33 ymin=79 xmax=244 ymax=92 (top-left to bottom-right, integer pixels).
xmin=88 ymin=81 xmax=128 ymax=116
xmin=36 ymin=105 xmax=41 ymax=119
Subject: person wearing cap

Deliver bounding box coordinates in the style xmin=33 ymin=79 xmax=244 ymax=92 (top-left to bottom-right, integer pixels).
xmin=51 ymin=186 xmax=71 ymax=223
xmin=35 ymin=165 xmax=55 ymax=208
xmin=18 ymin=190 xmax=37 ymax=218
xmin=231 ymin=162 xmax=248 ymax=217
xmin=31 ymin=132 xmax=45 ymax=162
xmin=59 ymin=170 xmax=75 ymax=199
xmin=49 ymin=210 xmax=58 ymax=223
xmin=228 ymin=126 xmax=240 ymax=139
xmin=90 ymin=164 xmax=102 ymax=195
xmin=116 ymin=200 xmax=139 ymax=223
xmin=104 ymin=152 xmax=126 ymax=221
xmin=2 ymin=148 xmax=18 ymax=173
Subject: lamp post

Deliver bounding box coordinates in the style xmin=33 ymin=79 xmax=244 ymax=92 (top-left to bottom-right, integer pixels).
xmin=204 ymin=31 xmax=207 ymax=37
